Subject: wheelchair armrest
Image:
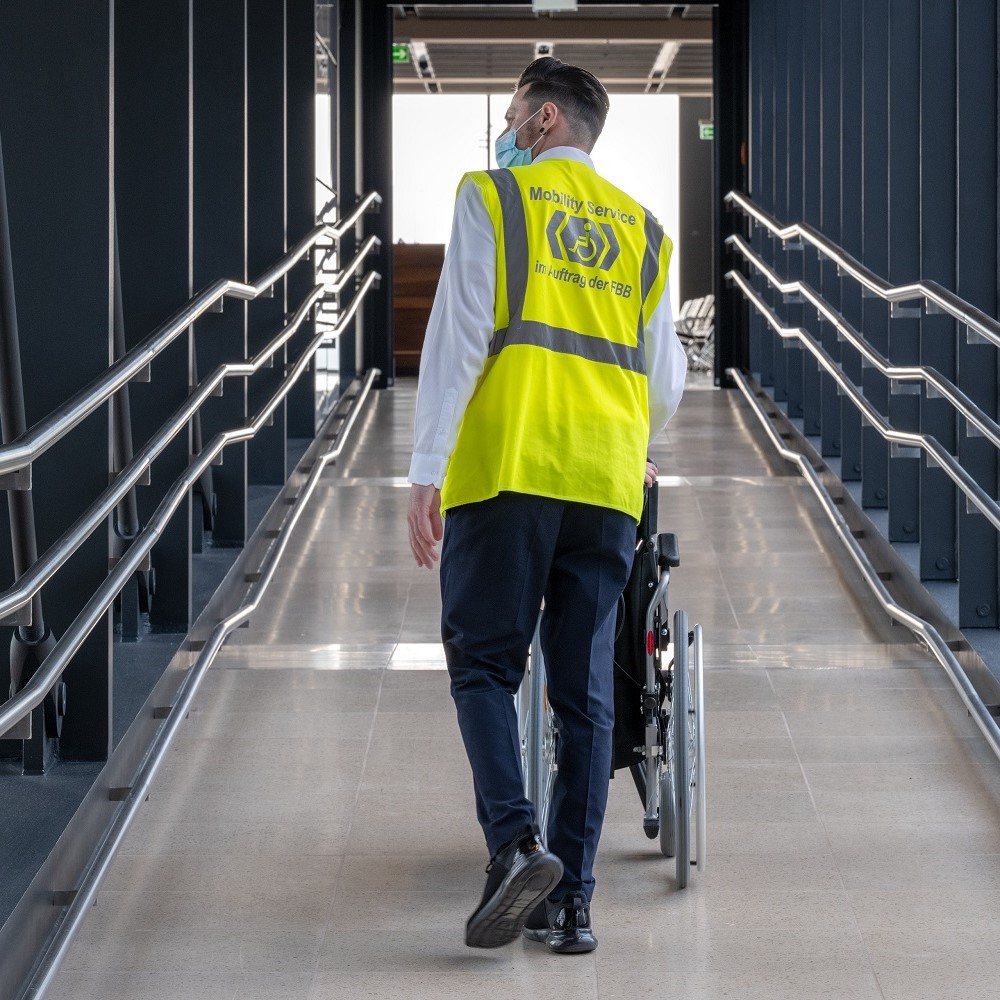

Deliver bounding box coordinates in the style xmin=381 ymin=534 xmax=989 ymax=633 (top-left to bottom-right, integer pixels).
xmin=656 ymin=532 xmax=680 ymax=569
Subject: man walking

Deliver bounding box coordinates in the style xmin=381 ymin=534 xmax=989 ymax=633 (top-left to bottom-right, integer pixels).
xmin=407 ymin=57 xmax=687 ymax=953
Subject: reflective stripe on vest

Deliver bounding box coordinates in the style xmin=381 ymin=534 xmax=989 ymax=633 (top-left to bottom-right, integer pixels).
xmin=488 ymin=320 xmax=645 ymax=373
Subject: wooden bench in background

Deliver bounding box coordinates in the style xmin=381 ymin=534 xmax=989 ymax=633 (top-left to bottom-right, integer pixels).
xmin=393 ymin=242 xmax=444 ymax=375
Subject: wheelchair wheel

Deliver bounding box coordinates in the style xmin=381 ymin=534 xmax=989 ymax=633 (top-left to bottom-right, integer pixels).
xmin=693 ymin=623 xmax=706 ymax=873
xmin=517 ymin=615 xmax=558 ymax=844
xmin=671 ymin=609 xmax=691 ymax=887
xmin=539 ymin=696 xmax=558 ymax=837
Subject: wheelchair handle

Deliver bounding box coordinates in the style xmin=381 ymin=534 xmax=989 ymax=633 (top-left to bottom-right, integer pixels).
xmin=656 ymin=532 xmax=681 ymax=569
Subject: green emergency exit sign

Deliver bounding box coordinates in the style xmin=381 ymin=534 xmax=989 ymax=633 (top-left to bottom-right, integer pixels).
xmin=699 ymin=120 xmax=714 ymax=141
xmin=392 ymin=43 xmax=410 ymax=64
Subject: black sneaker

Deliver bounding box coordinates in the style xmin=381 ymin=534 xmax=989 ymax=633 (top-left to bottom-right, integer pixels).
xmin=521 ymin=899 xmax=550 ymax=943
xmin=546 ymin=894 xmax=597 ymax=954
xmin=465 ymin=829 xmax=563 ymax=949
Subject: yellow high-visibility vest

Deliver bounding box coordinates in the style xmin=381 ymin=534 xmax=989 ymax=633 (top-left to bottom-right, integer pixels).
xmin=441 ymin=156 xmax=672 ymax=521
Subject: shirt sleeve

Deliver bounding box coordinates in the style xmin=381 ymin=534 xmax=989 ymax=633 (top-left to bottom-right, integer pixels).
xmin=407 ymin=178 xmax=496 ymax=488
xmin=645 ymin=282 xmax=688 ymax=443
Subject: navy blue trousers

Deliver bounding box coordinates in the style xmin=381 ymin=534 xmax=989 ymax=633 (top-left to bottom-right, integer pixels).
xmin=440 ymin=492 xmax=635 ymax=902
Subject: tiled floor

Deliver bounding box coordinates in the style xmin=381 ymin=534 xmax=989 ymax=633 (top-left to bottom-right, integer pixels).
xmin=48 ymin=379 xmax=1000 ymax=1000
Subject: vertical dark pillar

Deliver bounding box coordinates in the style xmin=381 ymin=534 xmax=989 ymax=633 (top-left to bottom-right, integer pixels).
xmin=338 ymin=0 xmax=359 ymax=391
xmin=0 ymin=1 xmax=113 ymax=760
xmin=918 ymin=0 xmax=957 ymax=582
xmin=360 ymin=0 xmax=394 ymax=388
xmin=714 ymin=0 xmax=748 ymax=381
xmin=819 ymin=0 xmax=843 ymax=458
xmin=782 ymin=0 xmax=805 ymax=420
xmin=861 ymin=0 xmax=890 ymax=509
xmin=839 ymin=0 xmax=864 ymax=483
xmin=248 ymin=0 xmax=288 ymax=488
xmin=800 ymin=1 xmax=823 ymax=439
xmin=956 ymin=0 xmax=999 ymax=628
xmin=754 ymin=0 xmax=776 ymax=387
xmin=886 ymin=0 xmax=921 ymax=542
xmin=193 ymin=0 xmax=248 ymax=548
xmin=678 ymin=98 xmax=714 ymax=304
xmin=116 ymin=1 xmax=193 ymax=632
xmin=286 ymin=0 xmax=317 ymax=436
xmin=747 ymin=0 xmax=765 ymax=378
xmin=770 ymin=0 xmax=789 ymax=404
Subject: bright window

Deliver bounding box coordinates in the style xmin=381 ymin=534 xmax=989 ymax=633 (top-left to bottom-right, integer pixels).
xmin=393 ymin=93 xmax=681 ymax=312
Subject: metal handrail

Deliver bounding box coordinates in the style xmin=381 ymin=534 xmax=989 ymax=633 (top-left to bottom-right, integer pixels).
xmin=724 ymin=190 xmax=1000 ymax=351
xmin=22 ymin=367 xmax=380 ymax=1000
xmin=0 ymin=269 xmax=379 ymax=738
xmin=0 ymin=237 xmax=379 ymax=629
xmin=726 ymin=270 xmax=1000 ymax=534
xmin=727 ymin=235 xmax=1000 ymax=451
xmin=728 ymin=367 xmax=1000 ymax=764
xmin=0 ymin=190 xmax=381 ymax=478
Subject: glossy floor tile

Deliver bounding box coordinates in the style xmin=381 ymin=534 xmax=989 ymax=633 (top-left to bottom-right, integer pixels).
xmin=46 ymin=379 xmax=1000 ymax=1000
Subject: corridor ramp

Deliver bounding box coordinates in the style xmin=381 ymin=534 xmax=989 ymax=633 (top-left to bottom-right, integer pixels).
xmin=47 ymin=380 xmax=1000 ymax=1000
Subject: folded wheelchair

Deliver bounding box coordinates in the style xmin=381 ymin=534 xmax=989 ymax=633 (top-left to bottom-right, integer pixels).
xmin=515 ymin=483 xmax=706 ymax=888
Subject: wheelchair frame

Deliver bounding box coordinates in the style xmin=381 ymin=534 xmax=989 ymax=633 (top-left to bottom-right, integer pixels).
xmin=515 ymin=499 xmax=706 ymax=888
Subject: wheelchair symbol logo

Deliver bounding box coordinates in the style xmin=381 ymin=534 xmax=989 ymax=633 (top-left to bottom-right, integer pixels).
xmin=545 ymin=211 xmax=620 ymax=270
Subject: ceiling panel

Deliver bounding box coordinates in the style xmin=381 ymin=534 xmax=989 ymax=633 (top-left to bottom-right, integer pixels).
xmin=401 ymin=4 xmax=713 ymax=20
xmin=393 ymin=3 xmax=715 ymax=95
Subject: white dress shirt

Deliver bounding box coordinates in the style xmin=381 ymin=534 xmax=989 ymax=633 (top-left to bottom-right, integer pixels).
xmin=408 ymin=146 xmax=688 ymax=489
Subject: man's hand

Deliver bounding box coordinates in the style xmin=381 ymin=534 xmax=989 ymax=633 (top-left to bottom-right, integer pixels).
xmin=644 ymin=460 xmax=658 ymax=488
xmin=408 ymin=483 xmax=443 ymax=569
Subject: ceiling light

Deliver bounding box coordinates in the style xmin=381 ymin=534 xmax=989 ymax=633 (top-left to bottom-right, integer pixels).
xmin=532 ymin=0 xmax=578 ymax=11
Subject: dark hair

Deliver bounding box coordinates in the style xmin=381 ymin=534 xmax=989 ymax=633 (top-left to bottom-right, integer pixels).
xmin=516 ymin=57 xmax=610 ymax=146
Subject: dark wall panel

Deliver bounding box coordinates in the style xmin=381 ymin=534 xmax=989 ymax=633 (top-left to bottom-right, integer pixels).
xmin=770 ymin=0 xmax=788 ymax=405
xmin=678 ymin=97 xmax=714 ymax=304
xmin=839 ymin=0 xmax=864 ymax=483
xmin=819 ymin=0 xmax=843 ymax=458
xmin=887 ymin=0 xmax=921 ymax=541
xmin=801 ymin=0 xmax=823 ymax=439
xmin=338 ymin=0 xmax=359 ymax=391
xmin=192 ymin=0 xmax=248 ymax=547
xmin=918 ymin=0 xmax=958 ymax=583
xmin=713 ymin=0 xmax=749 ymax=379
xmin=360 ymin=0 xmax=395 ymax=388
xmin=861 ymin=0 xmax=890 ymax=510
xmin=116 ymin=1 xmax=193 ymax=633
xmin=746 ymin=0 xmax=1000 ymax=632
xmin=0 ymin=1 xmax=114 ymax=761
xmin=747 ymin=0 xmax=765 ymax=378
xmin=956 ymin=0 xmax=999 ymax=627
xmin=248 ymin=0 xmax=289 ymax=487
xmin=782 ymin=0 xmax=805 ymax=420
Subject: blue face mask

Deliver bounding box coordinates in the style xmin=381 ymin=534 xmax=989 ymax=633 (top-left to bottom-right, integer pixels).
xmin=494 ymin=107 xmax=544 ymax=168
